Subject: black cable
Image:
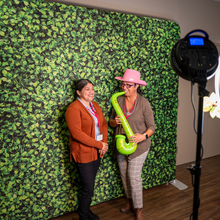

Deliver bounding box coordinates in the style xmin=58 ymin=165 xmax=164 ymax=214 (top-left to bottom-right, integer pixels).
xmin=191 ymin=82 xmax=197 ymax=134
xmin=191 ymin=82 xmax=204 ymax=165
xmin=189 ymin=82 xmax=204 ymax=219
xmin=196 ymin=142 xmax=204 ymax=167
xmin=191 ymin=170 xmax=194 ymax=187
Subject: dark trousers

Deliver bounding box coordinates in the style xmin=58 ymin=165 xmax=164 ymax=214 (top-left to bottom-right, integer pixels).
xmin=75 ymin=158 xmax=101 ymax=220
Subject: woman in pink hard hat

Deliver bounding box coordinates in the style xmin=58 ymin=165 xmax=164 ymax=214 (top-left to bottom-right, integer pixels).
xmin=110 ymin=69 xmax=155 ymax=220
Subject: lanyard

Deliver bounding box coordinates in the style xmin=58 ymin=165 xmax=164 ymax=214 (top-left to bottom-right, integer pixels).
xmin=88 ymin=103 xmax=100 ymax=127
xmin=124 ymin=97 xmax=137 ymax=119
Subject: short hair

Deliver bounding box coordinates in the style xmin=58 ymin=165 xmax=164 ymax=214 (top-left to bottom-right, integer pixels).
xmin=134 ymin=83 xmax=142 ymax=95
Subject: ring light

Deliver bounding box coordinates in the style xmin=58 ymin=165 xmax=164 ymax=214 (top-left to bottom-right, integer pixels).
xmin=171 ymin=30 xmax=219 ymax=83
xmin=215 ymin=60 xmax=220 ymax=100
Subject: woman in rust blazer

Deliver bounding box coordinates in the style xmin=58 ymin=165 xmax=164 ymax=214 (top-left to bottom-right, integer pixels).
xmin=65 ymin=79 xmax=108 ymax=220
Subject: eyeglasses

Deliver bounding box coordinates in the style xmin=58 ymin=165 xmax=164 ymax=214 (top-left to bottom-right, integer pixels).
xmin=121 ymin=83 xmax=134 ymax=88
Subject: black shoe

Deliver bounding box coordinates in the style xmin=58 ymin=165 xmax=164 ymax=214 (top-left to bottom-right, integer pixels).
xmin=88 ymin=209 xmax=100 ymax=220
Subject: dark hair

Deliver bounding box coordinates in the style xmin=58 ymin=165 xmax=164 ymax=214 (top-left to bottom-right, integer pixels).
xmin=75 ymin=79 xmax=93 ymax=97
xmin=134 ymin=83 xmax=142 ymax=95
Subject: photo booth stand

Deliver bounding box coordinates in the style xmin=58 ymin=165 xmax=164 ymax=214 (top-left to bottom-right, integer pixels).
xmin=169 ymin=179 xmax=188 ymax=190
xmin=170 ymin=30 xmax=219 ymax=220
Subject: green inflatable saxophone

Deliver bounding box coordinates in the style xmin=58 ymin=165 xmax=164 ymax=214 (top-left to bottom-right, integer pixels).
xmin=111 ymin=91 xmax=137 ymax=155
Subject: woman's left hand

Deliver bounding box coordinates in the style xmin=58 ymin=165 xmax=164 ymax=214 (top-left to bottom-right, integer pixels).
xmin=99 ymin=149 xmax=107 ymax=157
xmin=99 ymin=150 xmax=105 ymax=157
xmin=99 ymin=142 xmax=108 ymax=156
xmin=128 ymin=133 xmax=146 ymax=144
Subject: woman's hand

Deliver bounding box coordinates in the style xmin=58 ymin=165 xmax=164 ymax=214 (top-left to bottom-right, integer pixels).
xmin=110 ymin=115 xmax=121 ymax=127
xmin=128 ymin=133 xmax=146 ymax=144
xmin=114 ymin=115 xmax=121 ymax=124
xmin=99 ymin=142 xmax=108 ymax=156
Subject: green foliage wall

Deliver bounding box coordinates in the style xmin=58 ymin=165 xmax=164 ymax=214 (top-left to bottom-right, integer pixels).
xmin=0 ymin=0 xmax=180 ymax=219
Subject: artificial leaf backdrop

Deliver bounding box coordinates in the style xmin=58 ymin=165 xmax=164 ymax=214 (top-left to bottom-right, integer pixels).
xmin=0 ymin=0 xmax=180 ymax=219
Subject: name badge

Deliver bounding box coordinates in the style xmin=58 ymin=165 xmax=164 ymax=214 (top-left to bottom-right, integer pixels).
xmin=97 ymin=134 xmax=103 ymax=141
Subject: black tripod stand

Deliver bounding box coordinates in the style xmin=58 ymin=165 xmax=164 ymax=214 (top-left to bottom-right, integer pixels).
xmin=188 ymin=75 xmax=209 ymax=220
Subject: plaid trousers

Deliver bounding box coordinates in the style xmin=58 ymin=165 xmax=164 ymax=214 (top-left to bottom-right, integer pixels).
xmin=117 ymin=149 xmax=149 ymax=208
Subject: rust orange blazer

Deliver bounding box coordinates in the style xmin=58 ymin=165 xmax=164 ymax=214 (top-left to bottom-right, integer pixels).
xmin=65 ymin=99 xmax=108 ymax=163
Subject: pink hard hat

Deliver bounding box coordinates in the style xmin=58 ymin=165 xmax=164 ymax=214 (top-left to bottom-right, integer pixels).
xmin=115 ymin=69 xmax=147 ymax=86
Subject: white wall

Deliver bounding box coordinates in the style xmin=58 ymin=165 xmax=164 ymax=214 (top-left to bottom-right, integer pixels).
xmin=49 ymin=0 xmax=220 ymax=165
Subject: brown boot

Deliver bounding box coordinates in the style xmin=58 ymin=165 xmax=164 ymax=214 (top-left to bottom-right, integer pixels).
xmin=135 ymin=208 xmax=145 ymax=220
xmin=120 ymin=198 xmax=133 ymax=213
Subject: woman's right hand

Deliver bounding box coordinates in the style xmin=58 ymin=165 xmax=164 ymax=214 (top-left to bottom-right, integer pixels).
xmin=114 ymin=115 xmax=121 ymax=125
xmin=110 ymin=115 xmax=121 ymax=127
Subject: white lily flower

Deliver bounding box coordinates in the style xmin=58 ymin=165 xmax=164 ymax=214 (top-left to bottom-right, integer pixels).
xmin=203 ymin=92 xmax=220 ymax=118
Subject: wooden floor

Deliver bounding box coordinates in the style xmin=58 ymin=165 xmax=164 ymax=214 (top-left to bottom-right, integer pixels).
xmin=50 ymin=155 xmax=220 ymax=220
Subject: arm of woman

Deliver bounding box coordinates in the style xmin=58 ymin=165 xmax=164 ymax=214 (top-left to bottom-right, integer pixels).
xmin=130 ymin=100 xmax=156 ymax=144
xmin=131 ymin=129 xmax=154 ymax=144
xmin=109 ymin=106 xmax=122 ymax=127
xmin=109 ymin=106 xmax=117 ymax=127
xmin=65 ymin=105 xmax=103 ymax=150
xmin=93 ymin=103 xmax=109 ymax=156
